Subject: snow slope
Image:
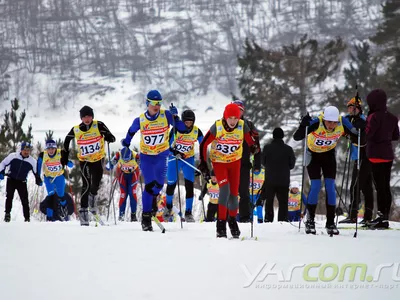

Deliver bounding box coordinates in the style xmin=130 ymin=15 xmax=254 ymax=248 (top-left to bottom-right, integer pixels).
xmin=0 ymin=219 xmax=399 ymax=300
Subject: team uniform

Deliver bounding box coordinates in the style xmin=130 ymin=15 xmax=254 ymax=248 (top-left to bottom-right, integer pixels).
xmin=249 ymin=168 xmax=265 ymax=222
xmin=294 ymin=106 xmax=358 ymax=235
xmin=199 ymin=103 xmax=258 ymax=238
xmin=109 ymin=147 xmax=140 ymax=222
xmin=165 ymin=110 xmax=203 ymax=222
xmin=121 ymin=90 xmax=186 ymax=231
xmin=37 ymin=139 xmax=74 ymax=221
xmin=62 ymin=106 xmax=116 ymax=226
xmin=0 ymin=142 xmax=42 ymax=222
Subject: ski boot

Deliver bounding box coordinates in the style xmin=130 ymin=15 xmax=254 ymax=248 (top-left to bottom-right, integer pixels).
xmin=4 ymin=213 xmax=10 ymax=222
xmin=325 ymin=222 xmax=339 ymax=235
xmin=227 ymin=216 xmax=241 ymax=238
xmin=326 ymin=205 xmax=339 ymax=235
xmin=24 ymin=218 xmax=30 ymax=222
xmin=141 ymin=212 xmax=153 ymax=231
xmin=79 ymin=208 xmax=89 ymax=226
xmin=118 ymin=213 xmax=125 ymax=222
xmin=216 ymin=219 xmax=227 ymax=238
xmin=131 ymin=212 xmax=137 ymax=222
xmin=185 ymin=210 xmax=195 ymax=223
xmin=58 ymin=200 xmax=69 ymax=221
xmin=367 ymin=212 xmax=389 ymax=229
xmin=339 ymin=216 xmax=357 ymax=224
xmin=305 ymin=218 xmax=316 ymax=234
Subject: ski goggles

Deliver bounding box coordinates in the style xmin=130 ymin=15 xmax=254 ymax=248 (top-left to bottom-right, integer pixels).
xmin=147 ymin=99 xmax=162 ymax=106
xmin=45 ymin=142 xmax=57 ymax=149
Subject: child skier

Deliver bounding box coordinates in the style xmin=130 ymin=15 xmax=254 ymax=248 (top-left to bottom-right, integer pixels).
xmin=108 ymin=147 xmax=140 ymax=222
xmin=198 ymin=169 xmax=220 ymax=222
xmin=287 ymin=181 xmax=307 ymax=222
xmin=293 ymin=106 xmax=358 ymax=235
xmin=165 ymin=109 xmax=203 ymax=222
xmin=249 ymin=167 xmax=265 ymax=223
xmin=0 ymin=142 xmax=42 ymax=222
xmin=198 ymin=103 xmax=259 ymax=238
xmin=61 ymin=106 xmax=116 ymax=226
xmin=37 ymin=139 xmax=74 ymax=221
xmin=121 ymin=90 xmax=186 ymax=231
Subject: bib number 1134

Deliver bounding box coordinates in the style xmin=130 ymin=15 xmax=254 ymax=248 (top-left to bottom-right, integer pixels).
xmin=80 ymin=143 xmax=100 ymax=156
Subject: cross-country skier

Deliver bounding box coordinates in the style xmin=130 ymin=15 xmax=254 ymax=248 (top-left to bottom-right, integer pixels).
xmin=198 ymin=103 xmax=259 ymax=238
xmin=339 ymin=97 xmax=374 ymax=224
xmin=0 ymin=142 xmax=42 ymax=222
xmin=249 ymin=167 xmax=265 ymax=223
xmin=287 ymin=181 xmax=307 ymax=222
xmin=108 ymin=147 xmax=140 ymax=222
xmin=293 ymin=106 xmax=359 ymax=235
xmin=121 ymin=90 xmax=186 ymax=231
xmin=198 ymin=169 xmax=220 ymax=222
xmin=164 ymin=109 xmax=203 ymax=222
xmin=61 ymin=106 xmax=116 ymax=226
xmin=37 ymin=139 xmax=74 ymax=221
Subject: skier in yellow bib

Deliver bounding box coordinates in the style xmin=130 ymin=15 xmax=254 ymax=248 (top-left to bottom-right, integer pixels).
xmin=62 ymin=106 xmax=116 ymax=226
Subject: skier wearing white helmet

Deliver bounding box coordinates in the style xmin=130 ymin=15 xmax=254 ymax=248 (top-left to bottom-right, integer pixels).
xmin=293 ymin=105 xmax=359 ymax=235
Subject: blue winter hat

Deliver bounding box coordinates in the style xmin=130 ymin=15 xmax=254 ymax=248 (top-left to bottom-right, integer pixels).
xmin=147 ymin=90 xmax=162 ymax=101
xmin=120 ymin=147 xmax=132 ymax=161
xmin=45 ymin=139 xmax=57 ymax=149
xmin=21 ymin=141 xmax=33 ymax=151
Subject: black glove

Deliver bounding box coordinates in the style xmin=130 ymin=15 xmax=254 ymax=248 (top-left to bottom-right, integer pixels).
xmin=61 ymin=150 xmax=69 ymax=167
xmin=35 ymin=175 xmax=43 ymax=186
xmin=198 ymin=161 xmax=210 ymax=181
xmin=170 ymin=147 xmax=186 ymax=159
xmin=105 ymin=134 xmax=116 ymax=143
xmin=300 ymin=113 xmax=312 ymax=127
xmin=249 ymin=144 xmax=259 ymax=154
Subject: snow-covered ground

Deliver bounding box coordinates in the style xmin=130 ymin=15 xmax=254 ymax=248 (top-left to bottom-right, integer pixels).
xmin=1 ymin=218 xmax=399 ymax=300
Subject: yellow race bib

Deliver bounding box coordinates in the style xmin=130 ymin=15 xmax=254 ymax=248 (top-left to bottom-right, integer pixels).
xmin=139 ymin=110 xmax=169 ymax=155
xmin=43 ymin=149 xmax=64 ymax=177
xmin=249 ymin=168 xmax=265 ymax=196
xmin=288 ymin=192 xmax=302 ymax=212
xmin=307 ymin=115 xmax=344 ymax=153
xmin=117 ymin=150 xmax=139 ymax=174
xmin=207 ymin=182 xmax=220 ymax=204
xmin=174 ymin=126 xmax=199 ymax=158
xmin=74 ymin=120 xmax=105 ymax=162
xmin=210 ymin=119 xmax=244 ymax=163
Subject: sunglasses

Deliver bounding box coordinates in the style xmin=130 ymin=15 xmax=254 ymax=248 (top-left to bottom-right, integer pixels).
xmin=147 ymin=99 xmax=162 ymax=106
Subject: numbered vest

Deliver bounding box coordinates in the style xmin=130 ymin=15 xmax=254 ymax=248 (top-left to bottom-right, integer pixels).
xmin=43 ymin=149 xmax=64 ymax=177
xmin=307 ymin=115 xmax=344 ymax=153
xmin=139 ymin=110 xmax=169 ymax=155
xmin=288 ymin=192 xmax=302 ymax=212
xmin=210 ymin=119 xmax=244 ymax=163
xmin=207 ymin=182 xmax=220 ymax=204
xmin=174 ymin=126 xmax=199 ymax=158
xmin=249 ymin=169 xmax=265 ymax=196
xmin=117 ymin=150 xmax=139 ymax=174
xmin=74 ymin=120 xmax=105 ymax=162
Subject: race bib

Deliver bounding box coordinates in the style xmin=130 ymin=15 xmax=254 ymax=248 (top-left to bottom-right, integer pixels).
xmin=79 ymin=141 xmax=101 ymax=157
xmin=46 ymin=164 xmax=63 ymax=173
xmin=313 ymin=138 xmax=336 ymax=147
xmin=143 ymin=133 xmax=165 ymax=146
xmin=175 ymin=143 xmax=192 ymax=153
xmin=215 ymin=143 xmax=240 ymax=154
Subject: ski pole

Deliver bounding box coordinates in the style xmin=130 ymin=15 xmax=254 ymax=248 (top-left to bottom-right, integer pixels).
xmin=354 ymin=129 xmax=361 ymax=238
xmin=170 ymin=103 xmax=183 ymax=229
xmin=107 ymin=142 xmax=117 ymax=225
xmin=299 ymin=126 xmax=308 ymax=232
xmin=251 ymin=164 xmax=254 ymax=238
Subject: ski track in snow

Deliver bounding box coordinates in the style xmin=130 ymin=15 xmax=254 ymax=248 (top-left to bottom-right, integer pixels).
xmin=0 ymin=220 xmax=399 ymax=300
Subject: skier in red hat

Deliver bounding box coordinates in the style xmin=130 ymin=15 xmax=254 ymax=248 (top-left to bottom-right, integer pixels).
xmin=198 ymin=103 xmax=259 ymax=238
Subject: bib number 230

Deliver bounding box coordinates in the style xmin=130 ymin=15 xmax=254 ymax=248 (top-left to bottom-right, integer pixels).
xmin=216 ymin=144 xmax=238 ymax=154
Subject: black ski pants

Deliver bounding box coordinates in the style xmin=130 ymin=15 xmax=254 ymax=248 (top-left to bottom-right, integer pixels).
xmin=80 ymin=160 xmax=104 ymax=208
xmin=5 ymin=177 xmax=30 ymax=220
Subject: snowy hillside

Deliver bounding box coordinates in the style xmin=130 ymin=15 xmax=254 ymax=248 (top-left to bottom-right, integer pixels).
xmin=1 ymin=219 xmax=399 ymax=300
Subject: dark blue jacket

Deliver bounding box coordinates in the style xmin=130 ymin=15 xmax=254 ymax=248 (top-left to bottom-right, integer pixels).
xmin=0 ymin=152 xmax=38 ymax=181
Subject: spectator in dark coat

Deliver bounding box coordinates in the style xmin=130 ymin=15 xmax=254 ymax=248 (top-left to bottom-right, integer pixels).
xmin=262 ymin=128 xmax=296 ymax=222
xmin=365 ymin=89 xmax=399 ymax=228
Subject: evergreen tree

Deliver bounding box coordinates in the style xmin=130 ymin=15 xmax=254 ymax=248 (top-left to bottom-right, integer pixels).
xmin=0 ymin=98 xmax=33 ymax=160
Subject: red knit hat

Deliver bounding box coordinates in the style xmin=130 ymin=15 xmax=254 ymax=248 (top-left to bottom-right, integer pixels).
xmin=223 ymin=103 xmax=241 ymax=120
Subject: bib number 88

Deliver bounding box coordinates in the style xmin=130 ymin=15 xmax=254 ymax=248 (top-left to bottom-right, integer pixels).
xmin=216 ymin=144 xmax=238 ymax=154
xmin=314 ymin=139 xmax=333 ymax=146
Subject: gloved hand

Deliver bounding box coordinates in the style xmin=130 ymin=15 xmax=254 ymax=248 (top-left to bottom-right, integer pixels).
xmin=170 ymin=147 xmax=186 ymax=159
xmin=194 ymin=170 xmax=201 ymax=177
xmin=121 ymin=138 xmax=130 ymax=148
xmin=67 ymin=161 xmax=74 ymax=168
xmin=169 ymin=104 xmax=178 ymax=116
xmin=0 ymin=173 xmax=4 ymax=180
xmin=105 ymin=133 xmax=116 ymax=143
xmin=105 ymin=161 xmax=114 ymax=171
xmin=61 ymin=150 xmax=69 ymax=167
xmin=250 ymin=144 xmax=259 ymax=154
xmin=300 ymin=113 xmax=312 ymax=127
xmin=35 ymin=175 xmax=43 ymax=186
xmin=198 ymin=161 xmax=210 ymax=179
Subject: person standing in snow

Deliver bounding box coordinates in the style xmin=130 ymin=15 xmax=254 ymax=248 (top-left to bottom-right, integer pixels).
xmin=339 ymin=97 xmax=374 ymax=224
xmin=364 ymin=89 xmax=399 ymax=229
xmin=61 ymin=106 xmax=116 ymax=226
xmin=231 ymin=100 xmax=261 ymax=223
xmin=294 ymin=106 xmax=359 ymax=235
xmin=37 ymin=139 xmax=74 ymax=221
xmin=164 ymin=109 xmax=203 ymax=222
xmin=262 ymin=127 xmax=296 ymax=222
xmin=198 ymin=103 xmax=259 ymax=238
xmin=287 ymin=181 xmax=307 ymax=222
xmin=0 ymin=142 xmax=42 ymax=222
xmin=249 ymin=167 xmax=265 ymax=223
xmin=198 ymin=169 xmax=220 ymax=222
xmin=121 ymin=90 xmax=186 ymax=231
